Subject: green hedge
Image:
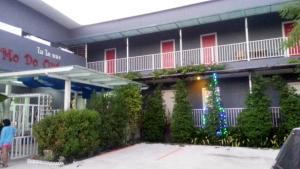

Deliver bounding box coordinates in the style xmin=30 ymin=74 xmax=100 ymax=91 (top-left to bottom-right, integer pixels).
xmin=33 ymin=109 xmax=101 ymax=161
xmin=143 ymin=87 xmax=166 ymax=142
xmin=87 ymin=84 xmax=142 ymax=146
xmin=272 ymin=76 xmax=300 ymax=140
xmin=87 ymin=93 xmax=128 ymax=149
xmin=237 ymin=76 xmax=272 ymax=147
xmin=192 ymin=126 xmax=285 ymax=148
xmin=171 ymin=80 xmax=194 ymax=143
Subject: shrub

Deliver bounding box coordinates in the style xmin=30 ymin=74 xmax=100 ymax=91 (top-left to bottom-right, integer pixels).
xmin=87 ymin=84 xmax=143 ymax=145
xmin=114 ymin=84 xmax=142 ymax=142
xmin=143 ymin=86 xmax=166 ymax=142
xmin=237 ymin=76 xmax=273 ymax=147
xmin=117 ymin=72 xmax=143 ymax=80
xmin=191 ymin=127 xmax=247 ymax=147
xmin=171 ymin=80 xmax=194 ymax=143
xmin=87 ymin=93 xmax=127 ymax=149
xmin=272 ymin=76 xmax=300 ymax=134
xmin=33 ymin=109 xmax=101 ymax=161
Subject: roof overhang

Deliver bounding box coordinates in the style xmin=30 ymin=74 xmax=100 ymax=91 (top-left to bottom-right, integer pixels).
xmin=0 ymin=65 xmax=146 ymax=90
xmin=63 ymin=1 xmax=294 ymax=46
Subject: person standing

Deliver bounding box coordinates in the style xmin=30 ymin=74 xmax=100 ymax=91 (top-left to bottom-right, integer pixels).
xmin=0 ymin=119 xmax=16 ymax=168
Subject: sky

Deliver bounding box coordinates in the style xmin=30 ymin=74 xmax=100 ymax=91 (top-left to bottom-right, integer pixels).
xmin=41 ymin=0 xmax=208 ymax=25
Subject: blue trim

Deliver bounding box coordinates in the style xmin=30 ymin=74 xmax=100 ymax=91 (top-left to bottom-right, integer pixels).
xmin=18 ymin=76 xmax=110 ymax=99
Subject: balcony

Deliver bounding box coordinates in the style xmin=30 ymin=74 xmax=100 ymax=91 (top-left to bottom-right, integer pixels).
xmin=87 ymin=37 xmax=299 ymax=74
xmin=192 ymin=107 xmax=281 ymax=128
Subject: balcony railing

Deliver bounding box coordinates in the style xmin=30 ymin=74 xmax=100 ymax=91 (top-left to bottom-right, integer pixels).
xmin=87 ymin=37 xmax=296 ymax=74
xmin=192 ymin=107 xmax=281 ymax=128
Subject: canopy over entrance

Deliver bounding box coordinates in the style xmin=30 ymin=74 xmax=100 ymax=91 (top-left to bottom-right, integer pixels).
xmin=0 ymin=65 xmax=145 ymax=110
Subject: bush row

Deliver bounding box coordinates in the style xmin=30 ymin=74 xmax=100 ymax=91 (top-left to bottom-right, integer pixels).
xmin=33 ymin=75 xmax=300 ymax=162
xmin=33 ymin=84 xmax=142 ymax=162
xmin=33 ymin=109 xmax=101 ymax=162
xmin=142 ymin=76 xmax=300 ymax=148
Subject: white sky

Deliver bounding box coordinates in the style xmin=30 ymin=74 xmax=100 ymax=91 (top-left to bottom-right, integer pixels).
xmin=41 ymin=0 xmax=208 ymax=25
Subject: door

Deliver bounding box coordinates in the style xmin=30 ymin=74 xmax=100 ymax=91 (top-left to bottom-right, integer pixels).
xmin=283 ymin=22 xmax=300 ymax=56
xmin=161 ymin=40 xmax=175 ymax=68
xmin=105 ymin=48 xmax=116 ymax=74
xmin=201 ymin=34 xmax=217 ymax=64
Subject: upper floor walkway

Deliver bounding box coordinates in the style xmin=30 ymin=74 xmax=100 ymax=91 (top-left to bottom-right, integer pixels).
xmin=87 ymin=36 xmax=300 ymax=74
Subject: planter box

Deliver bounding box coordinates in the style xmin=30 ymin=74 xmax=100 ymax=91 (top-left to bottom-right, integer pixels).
xmin=27 ymin=159 xmax=64 ymax=167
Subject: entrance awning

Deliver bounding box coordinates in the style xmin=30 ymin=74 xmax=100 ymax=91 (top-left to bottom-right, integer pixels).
xmin=0 ymin=65 xmax=146 ymax=110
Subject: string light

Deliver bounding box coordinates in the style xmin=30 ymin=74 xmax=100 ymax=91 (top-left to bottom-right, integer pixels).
xmin=211 ymin=73 xmax=228 ymax=137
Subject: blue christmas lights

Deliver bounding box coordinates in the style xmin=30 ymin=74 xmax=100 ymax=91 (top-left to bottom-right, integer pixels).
xmin=211 ymin=73 xmax=228 ymax=137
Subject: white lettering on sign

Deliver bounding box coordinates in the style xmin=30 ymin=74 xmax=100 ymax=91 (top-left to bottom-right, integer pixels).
xmin=36 ymin=46 xmax=61 ymax=60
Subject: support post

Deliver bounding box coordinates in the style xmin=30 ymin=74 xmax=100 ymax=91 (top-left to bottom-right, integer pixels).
xmin=64 ymin=80 xmax=71 ymax=111
xmin=248 ymin=72 xmax=252 ymax=93
xmin=5 ymin=84 xmax=11 ymax=96
xmin=245 ymin=17 xmax=250 ymax=61
xmin=126 ymin=37 xmax=129 ymax=73
xmin=179 ymin=29 xmax=183 ymax=67
xmin=4 ymin=84 xmax=12 ymax=118
xmin=85 ymin=44 xmax=88 ymax=67
xmin=152 ymin=54 xmax=155 ymax=71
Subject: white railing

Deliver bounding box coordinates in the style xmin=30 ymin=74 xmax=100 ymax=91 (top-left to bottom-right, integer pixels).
xmin=192 ymin=109 xmax=208 ymax=128
xmin=225 ymin=108 xmax=245 ymax=127
xmin=9 ymin=103 xmax=59 ymax=160
xmin=271 ymin=107 xmax=281 ymax=127
xmin=192 ymin=107 xmax=281 ymax=128
xmin=249 ymin=37 xmax=286 ymax=60
xmin=87 ymin=37 xmax=298 ymax=74
xmin=11 ymin=136 xmax=38 ymax=159
xmin=88 ymin=60 xmax=105 ymax=72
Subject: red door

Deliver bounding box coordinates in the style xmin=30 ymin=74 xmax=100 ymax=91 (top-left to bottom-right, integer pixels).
xmin=105 ymin=49 xmax=116 ymax=74
xmin=161 ymin=41 xmax=175 ymax=68
xmin=201 ymin=34 xmax=216 ymax=64
xmin=284 ymin=22 xmax=300 ymax=56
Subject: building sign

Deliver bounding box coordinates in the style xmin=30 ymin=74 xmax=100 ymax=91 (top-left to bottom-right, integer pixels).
xmin=0 ymin=30 xmax=85 ymax=71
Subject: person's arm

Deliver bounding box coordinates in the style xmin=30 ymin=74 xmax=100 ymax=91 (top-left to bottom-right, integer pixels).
xmin=0 ymin=127 xmax=6 ymax=146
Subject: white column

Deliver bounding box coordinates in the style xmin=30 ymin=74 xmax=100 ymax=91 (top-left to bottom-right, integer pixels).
xmin=85 ymin=44 xmax=88 ymax=67
xmin=126 ymin=37 xmax=129 ymax=72
xmin=152 ymin=54 xmax=155 ymax=71
xmin=4 ymin=84 xmax=12 ymax=118
xmin=5 ymin=84 xmax=11 ymax=96
xmin=248 ymin=72 xmax=252 ymax=93
xmin=245 ymin=17 xmax=250 ymax=61
xmin=179 ymin=29 xmax=183 ymax=67
xmin=64 ymin=80 xmax=71 ymax=111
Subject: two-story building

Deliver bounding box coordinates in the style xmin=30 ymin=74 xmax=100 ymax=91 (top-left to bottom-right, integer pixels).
xmin=1 ymin=0 xmax=299 ymax=126
xmin=66 ymin=0 xmax=299 ymax=127
xmin=0 ymin=0 xmax=299 ymax=160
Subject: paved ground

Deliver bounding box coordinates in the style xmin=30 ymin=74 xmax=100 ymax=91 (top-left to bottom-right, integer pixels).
xmin=8 ymin=143 xmax=279 ymax=169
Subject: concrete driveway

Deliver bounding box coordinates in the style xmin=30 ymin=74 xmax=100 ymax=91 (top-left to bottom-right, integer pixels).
xmin=9 ymin=143 xmax=279 ymax=169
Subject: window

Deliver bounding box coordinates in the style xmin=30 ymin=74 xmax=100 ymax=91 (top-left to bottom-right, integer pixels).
xmin=0 ymin=21 xmax=22 ymax=36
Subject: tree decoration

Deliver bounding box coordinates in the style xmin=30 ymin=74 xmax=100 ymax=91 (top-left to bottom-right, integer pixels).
xmin=201 ymin=107 xmax=208 ymax=128
xmin=209 ymin=73 xmax=228 ymax=137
